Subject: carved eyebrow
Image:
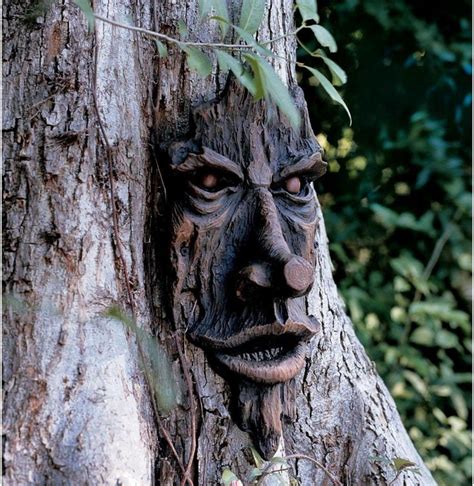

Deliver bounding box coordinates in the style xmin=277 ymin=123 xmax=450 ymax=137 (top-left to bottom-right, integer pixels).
xmin=171 ymin=146 xmax=244 ymax=180
xmin=274 ymin=151 xmax=327 ymax=183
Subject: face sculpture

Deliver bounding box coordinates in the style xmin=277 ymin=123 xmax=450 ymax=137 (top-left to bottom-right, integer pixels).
xmin=162 ymin=85 xmax=326 ymax=459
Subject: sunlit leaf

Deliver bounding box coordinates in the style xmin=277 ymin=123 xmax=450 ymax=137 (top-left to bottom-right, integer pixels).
xmin=392 ymin=458 xmax=418 ymax=472
xmin=182 ymin=46 xmax=212 ymax=77
xmin=303 ymin=65 xmax=351 ymax=123
xmin=222 ymin=468 xmax=240 ymax=485
xmin=435 ymin=329 xmax=459 ymax=349
xmin=250 ymin=446 xmax=264 ymax=468
xmin=239 ymin=0 xmax=266 ymax=35
xmin=309 ymin=25 xmax=337 ymax=53
xmin=403 ymin=370 xmax=429 ymax=399
xmin=296 ymin=0 xmax=319 ymax=23
xmin=410 ymin=327 xmax=435 ymax=346
xmin=74 ymin=0 xmax=95 ymax=31
xmin=451 ymin=391 xmax=468 ymax=420
xmin=248 ymin=467 xmax=263 ymax=480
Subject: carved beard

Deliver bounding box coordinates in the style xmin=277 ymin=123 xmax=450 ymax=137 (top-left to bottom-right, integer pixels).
xmin=163 ymin=84 xmax=325 ymax=459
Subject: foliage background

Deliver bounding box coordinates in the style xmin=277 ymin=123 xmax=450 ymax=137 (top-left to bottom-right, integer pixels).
xmin=297 ymin=1 xmax=472 ymax=484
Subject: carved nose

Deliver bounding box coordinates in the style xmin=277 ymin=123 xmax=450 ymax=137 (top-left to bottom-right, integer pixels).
xmin=235 ymin=189 xmax=314 ymax=301
xmin=236 ymin=256 xmax=313 ymax=301
xmin=235 ymin=262 xmax=271 ymax=301
xmin=283 ymin=256 xmax=314 ymax=294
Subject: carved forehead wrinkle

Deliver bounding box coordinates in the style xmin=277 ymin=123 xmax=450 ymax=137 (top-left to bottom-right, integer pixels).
xmin=171 ymin=147 xmax=244 ymax=180
xmin=247 ymin=123 xmax=272 ymax=186
xmin=275 ymin=151 xmax=327 ymax=182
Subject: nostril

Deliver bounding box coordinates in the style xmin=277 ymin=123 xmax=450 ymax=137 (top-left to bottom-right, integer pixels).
xmin=283 ymin=256 xmax=314 ymax=294
xmin=235 ymin=263 xmax=272 ymax=301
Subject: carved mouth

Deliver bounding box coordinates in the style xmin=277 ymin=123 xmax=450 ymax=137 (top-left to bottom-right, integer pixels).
xmin=193 ymin=322 xmax=318 ymax=384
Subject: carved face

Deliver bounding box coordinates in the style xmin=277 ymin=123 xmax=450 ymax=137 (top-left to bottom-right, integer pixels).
xmin=162 ymin=86 xmax=325 ymax=458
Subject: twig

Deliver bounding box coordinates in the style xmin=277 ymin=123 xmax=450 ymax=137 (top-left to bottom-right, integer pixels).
xmin=422 ymin=222 xmax=455 ymax=282
xmin=254 ymin=466 xmax=291 ymax=485
xmin=260 ymin=28 xmax=302 ymax=46
xmin=399 ymin=210 xmax=461 ymax=344
xmin=94 ymin=13 xmax=302 ymax=53
xmin=175 ymin=333 xmax=198 ymax=486
xmin=412 ymin=221 xmax=454 ymax=304
xmin=387 ymin=470 xmax=402 ymax=486
xmin=95 ymin=14 xmax=249 ymax=50
xmin=284 ymin=454 xmax=343 ymax=486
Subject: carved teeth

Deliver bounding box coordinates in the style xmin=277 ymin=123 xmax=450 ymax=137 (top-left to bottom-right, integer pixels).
xmin=237 ymin=347 xmax=285 ymax=362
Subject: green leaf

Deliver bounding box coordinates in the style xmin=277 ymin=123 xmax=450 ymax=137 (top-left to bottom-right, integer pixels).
xmin=250 ymin=446 xmax=264 ymax=468
xmin=105 ymin=306 xmax=179 ymax=414
xmin=242 ymin=53 xmax=266 ymax=100
xmin=182 ymin=46 xmax=212 ymax=77
xmin=451 ymin=391 xmax=468 ymax=420
xmin=178 ymin=19 xmax=188 ymax=39
xmin=392 ymin=458 xmax=418 ymax=472
xmin=212 ymin=0 xmax=230 ymax=37
xmin=435 ymin=329 xmax=459 ymax=349
xmin=203 ymin=0 xmax=230 ymax=30
xmin=313 ymin=50 xmax=347 ymax=85
xmin=248 ymin=467 xmax=263 ymax=480
xmin=296 ymin=0 xmax=319 ymax=23
xmin=74 ymin=0 xmax=95 ymax=31
xmin=303 ymin=65 xmax=351 ymax=124
xmin=403 ymin=370 xmax=429 ymax=399
xmin=244 ymin=54 xmax=301 ymax=128
xmin=239 ymin=0 xmax=266 ymax=35
xmin=216 ymin=50 xmax=256 ymax=95
xmin=370 ymin=455 xmax=393 ymax=465
xmin=199 ymin=0 xmax=213 ymax=17
xmin=209 ymin=17 xmax=273 ymax=57
xmin=309 ymin=25 xmax=337 ymax=53
xmin=234 ymin=25 xmax=274 ymax=57
xmin=221 ymin=468 xmax=239 ymax=485
xmin=410 ymin=327 xmax=435 ymax=346
xmin=155 ymin=40 xmax=168 ymax=58
xmin=271 ymin=456 xmax=289 ymax=465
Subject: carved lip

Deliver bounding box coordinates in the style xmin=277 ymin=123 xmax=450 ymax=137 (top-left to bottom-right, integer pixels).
xmin=193 ymin=322 xmax=318 ymax=384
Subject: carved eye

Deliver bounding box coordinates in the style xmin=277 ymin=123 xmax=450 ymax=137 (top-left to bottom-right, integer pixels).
xmin=283 ymin=176 xmax=302 ymax=194
xmin=191 ymin=170 xmax=237 ymax=193
xmin=200 ymin=172 xmax=219 ymax=190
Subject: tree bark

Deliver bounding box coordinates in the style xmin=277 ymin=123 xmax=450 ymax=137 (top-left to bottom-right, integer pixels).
xmin=3 ymin=1 xmax=436 ymax=485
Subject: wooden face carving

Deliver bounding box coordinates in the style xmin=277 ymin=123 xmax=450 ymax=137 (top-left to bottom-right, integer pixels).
xmin=162 ymin=86 xmax=326 ymax=458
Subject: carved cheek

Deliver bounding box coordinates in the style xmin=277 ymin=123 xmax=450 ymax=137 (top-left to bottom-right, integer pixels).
xmin=170 ymin=216 xmax=198 ymax=285
xmin=279 ymin=211 xmax=317 ymax=263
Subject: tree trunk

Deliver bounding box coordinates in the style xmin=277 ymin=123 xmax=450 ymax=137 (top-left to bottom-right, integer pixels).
xmin=2 ymin=1 xmax=436 ymax=485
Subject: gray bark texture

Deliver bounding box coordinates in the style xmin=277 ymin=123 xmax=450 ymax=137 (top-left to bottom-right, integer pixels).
xmin=2 ymin=1 xmax=436 ymax=485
